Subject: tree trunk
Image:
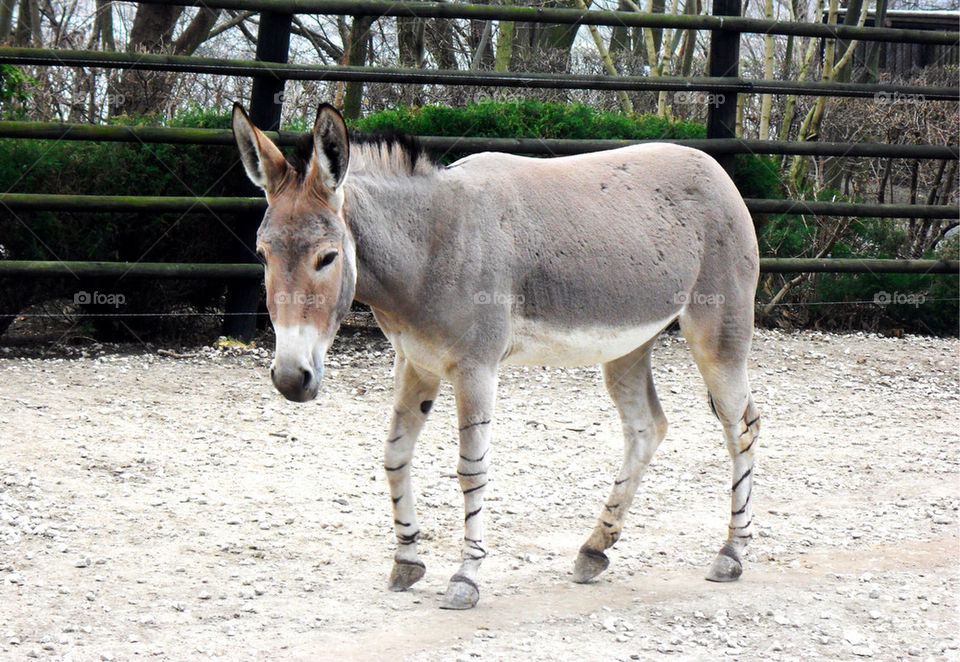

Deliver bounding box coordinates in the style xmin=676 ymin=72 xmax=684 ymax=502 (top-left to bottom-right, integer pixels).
xmin=111 ymin=5 xmax=181 ymax=116
xmin=609 ymin=0 xmax=631 ymax=54
xmin=397 ymin=12 xmax=425 ymax=104
xmin=14 ymin=0 xmax=41 ymax=46
xmin=341 ymin=15 xmax=375 ymax=119
xmin=677 ymin=0 xmax=700 ymax=77
xmin=494 ymin=7 xmax=515 ymax=72
xmin=862 ymin=0 xmax=888 ymax=83
xmin=510 ymin=0 xmax=590 ymax=72
xmin=834 ymin=0 xmax=863 ymax=83
xmin=575 ymin=0 xmax=632 ymax=112
xmin=173 ymin=8 xmax=220 ymax=56
xmin=0 ymin=0 xmax=15 ymax=43
xmin=111 ymin=6 xmax=220 ymax=117
xmin=93 ymin=0 xmax=115 ymax=51
xmin=757 ymin=0 xmax=774 ymax=140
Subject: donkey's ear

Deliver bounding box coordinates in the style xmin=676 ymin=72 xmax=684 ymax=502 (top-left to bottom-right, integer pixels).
xmin=311 ymin=103 xmax=350 ymax=192
xmin=232 ymin=103 xmax=288 ymax=197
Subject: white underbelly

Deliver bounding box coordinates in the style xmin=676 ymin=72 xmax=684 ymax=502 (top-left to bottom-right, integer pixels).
xmin=503 ymin=315 xmax=677 ymax=367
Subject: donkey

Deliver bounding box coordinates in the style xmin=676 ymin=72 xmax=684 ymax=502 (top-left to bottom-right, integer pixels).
xmin=232 ymin=102 xmax=761 ymax=610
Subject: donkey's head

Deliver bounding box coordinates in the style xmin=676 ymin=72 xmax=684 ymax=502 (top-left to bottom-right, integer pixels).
xmin=232 ymin=102 xmax=356 ymax=402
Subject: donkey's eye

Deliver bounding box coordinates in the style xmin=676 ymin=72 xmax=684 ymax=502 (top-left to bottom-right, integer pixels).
xmin=316 ymin=250 xmax=339 ymax=270
xmin=255 ymin=249 xmax=266 ymax=264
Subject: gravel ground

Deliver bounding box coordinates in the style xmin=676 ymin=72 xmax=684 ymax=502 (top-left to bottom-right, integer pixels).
xmin=0 ymin=327 xmax=957 ymax=661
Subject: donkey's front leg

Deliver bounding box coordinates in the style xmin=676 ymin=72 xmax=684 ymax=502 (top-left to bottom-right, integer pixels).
xmin=440 ymin=365 xmax=498 ymax=610
xmin=385 ymin=356 xmax=440 ymax=592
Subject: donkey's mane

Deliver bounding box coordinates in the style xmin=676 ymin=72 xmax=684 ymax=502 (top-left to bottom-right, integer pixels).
xmin=291 ymin=130 xmax=440 ymax=180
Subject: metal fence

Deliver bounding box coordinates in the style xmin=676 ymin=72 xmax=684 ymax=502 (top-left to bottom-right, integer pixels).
xmin=0 ymin=0 xmax=957 ymax=337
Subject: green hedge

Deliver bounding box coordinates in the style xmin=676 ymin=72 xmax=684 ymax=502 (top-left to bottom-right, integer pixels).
xmin=0 ymin=107 xmax=247 ymax=339
xmin=355 ymin=101 xmax=782 ymax=201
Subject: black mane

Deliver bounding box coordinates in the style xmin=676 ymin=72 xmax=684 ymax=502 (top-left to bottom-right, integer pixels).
xmin=290 ymin=129 xmax=439 ymax=180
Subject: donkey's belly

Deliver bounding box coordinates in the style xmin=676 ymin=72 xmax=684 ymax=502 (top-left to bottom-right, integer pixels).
xmin=503 ymin=314 xmax=677 ymax=367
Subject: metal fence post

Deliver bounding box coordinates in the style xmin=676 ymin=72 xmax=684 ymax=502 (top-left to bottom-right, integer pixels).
xmin=707 ymin=0 xmax=741 ymax=176
xmin=223 ymin=10 xmax=292 ymax=341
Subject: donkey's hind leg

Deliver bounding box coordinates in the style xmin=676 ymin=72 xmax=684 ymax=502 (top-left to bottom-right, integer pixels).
xmin=680 ymin=307 xmax=760 ymax=583
xmin=574 ymin=342 xmax=668 ymax=583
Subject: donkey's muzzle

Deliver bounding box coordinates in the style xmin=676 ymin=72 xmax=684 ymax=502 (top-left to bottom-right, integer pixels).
xmin=270 ymin=362 xmax=320 ymax=402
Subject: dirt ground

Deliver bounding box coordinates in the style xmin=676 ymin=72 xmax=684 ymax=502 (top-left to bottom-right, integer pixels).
xmin=0 ymin=327 xmax=957 ymax=661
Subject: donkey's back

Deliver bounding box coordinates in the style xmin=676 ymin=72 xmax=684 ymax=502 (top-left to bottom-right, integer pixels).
xmin=442 ymin=143 xmax=758 ymax=367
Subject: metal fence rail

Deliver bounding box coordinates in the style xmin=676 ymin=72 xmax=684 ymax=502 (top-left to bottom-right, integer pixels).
xmin=131 ymin=0 xmax=959 ymax=44
xmin=3 ymin=193 xmax=957 ymax=219
xmin=1 ymin=121 xmax=956 ymax=160
xmin=2 ymin=48 xmax=957 ymax=100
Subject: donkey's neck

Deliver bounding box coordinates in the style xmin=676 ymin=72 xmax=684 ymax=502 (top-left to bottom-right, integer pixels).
xmin=342 ymin=173 xmax=439 ymax=314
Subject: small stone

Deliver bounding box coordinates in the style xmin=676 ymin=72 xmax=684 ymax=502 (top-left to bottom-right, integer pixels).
xmin=74 ymin=557 xmax=91 ymax=568
xmin=197 ymin=592 xmax=211 ymax=600
xmin=851 ymin=645 xmax=874 ymax=657
xmin=868 ymin=610 xmax=881 ymax=620
xmin=84 ymin=592 xmax=96 ymax=602
xmin=844 ymin=629 xmax=864 ymax=646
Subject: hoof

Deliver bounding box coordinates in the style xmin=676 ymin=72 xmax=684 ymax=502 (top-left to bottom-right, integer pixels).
xmin=705 ymin=551 xmax=742 ymax=582
xmin=572 ymin=548 xmax=609 ymax=584
xmin=438 ymin=574 xmax=480 ymax=610
xmin=388 ymin=559 xmax=426 ymax=592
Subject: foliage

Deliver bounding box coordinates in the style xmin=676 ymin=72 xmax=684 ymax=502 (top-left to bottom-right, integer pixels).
xmin=0 ymin=65 xmax=37 ymax=120
xmin=355 ymin=100 xmax=705 ymax=141
xmin=0 ymin=110 xmax=249 ymax=340
xmin=355 ymin=101 xmax=780 ymax=201
xmin=759 ymin=212 xmax=958 ymax=335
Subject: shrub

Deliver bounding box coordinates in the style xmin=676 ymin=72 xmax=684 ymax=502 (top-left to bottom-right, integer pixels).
xmin=0 ymin=109 xmax=251 ymax=340
xmin=355 ymin=101 xmax=780 ymax=201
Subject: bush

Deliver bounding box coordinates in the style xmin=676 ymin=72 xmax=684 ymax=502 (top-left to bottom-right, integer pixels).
xmin=0 ymin=108 xmax=252 ymax=340
xmin=0 ymin=65 xmax=35 ymax=119
xmin=355 ymin=101 xmax=781 ymax=201
xmin=759 ymin=211 xmax=958 ymax=335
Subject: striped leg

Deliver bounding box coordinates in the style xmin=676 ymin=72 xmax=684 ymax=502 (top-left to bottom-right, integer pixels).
xmin=706 ymin=394 xmax=760 ymax=582
xmin=385 ymin=356 xmax=441 ymax=591
xmin=574 ymin=344 xmax=668 ymax=583
xmin=439 ymin=365 xmax=498 ymax=610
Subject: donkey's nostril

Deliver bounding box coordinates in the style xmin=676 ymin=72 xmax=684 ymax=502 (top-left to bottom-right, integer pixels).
xmin=300 ymin=367 xmax=313 ymax=390
xmin=270 ymin=365 xmax=276 ymax=380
